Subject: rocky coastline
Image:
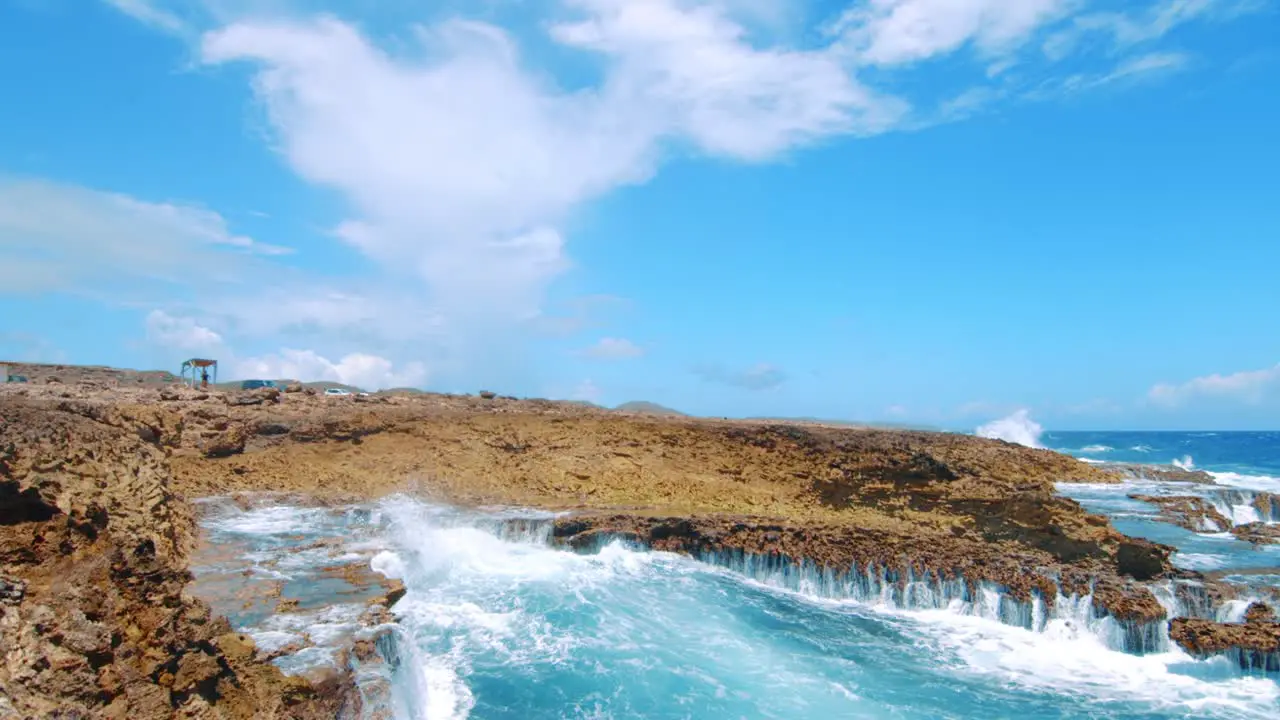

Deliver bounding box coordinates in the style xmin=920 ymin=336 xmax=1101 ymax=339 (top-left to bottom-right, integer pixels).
xmin=1 ymin=362 xmax=1276 ymax=715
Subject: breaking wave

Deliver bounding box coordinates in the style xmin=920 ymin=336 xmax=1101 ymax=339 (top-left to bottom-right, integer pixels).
xmin=975 ymin=410 xmax=1044 ymax=449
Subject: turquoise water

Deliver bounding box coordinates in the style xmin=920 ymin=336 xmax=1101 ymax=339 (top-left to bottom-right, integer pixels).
xmin=194 ymin=492 xmax=1279 ymax=720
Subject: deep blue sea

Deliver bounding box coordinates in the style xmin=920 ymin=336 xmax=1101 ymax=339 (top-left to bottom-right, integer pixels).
xmin=190 ymin=424 xmax=1280 ymax=719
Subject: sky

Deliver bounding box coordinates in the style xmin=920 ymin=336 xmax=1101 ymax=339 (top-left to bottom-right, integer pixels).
xmin=0 ymin=0 xmax=1277 ymax=431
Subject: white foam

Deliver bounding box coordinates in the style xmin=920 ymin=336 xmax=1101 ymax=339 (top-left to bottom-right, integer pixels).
xmin=250 ymin=629 xmax=305 ymax=654
xmin=1210 ymin=471 xmax=1280 ymax=494
xmin=976 ymin=410 xmax=1044 ymax=449
xmin=1132 ymin=445 xmax=1154 ymax=453
xmin=420 ymin=654 xmax=475 ymax=720
xmin=208 ymin=505 xmax=327 ymax=536
xmin=1173 ymin=456 xmax=1196 ymax=471
xmin=906 ymin=610 xmax=1279 ymax=717
xmin=1171 ymin=553 xmax=1231 ymax=571
xmin=1081 ymin=444 xmax=1114 ymax=453
xmin=371 ymin=550 xmax=407 ymax=579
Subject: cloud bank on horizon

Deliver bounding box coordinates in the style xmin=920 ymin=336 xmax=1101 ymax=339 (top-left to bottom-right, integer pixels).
xmin=1 ymin=0 xmax=1277 ymax=428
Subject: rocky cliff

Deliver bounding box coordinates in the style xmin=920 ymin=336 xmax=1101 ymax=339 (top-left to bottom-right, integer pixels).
xmin=0 ymin=397 xmax=358 ymax=718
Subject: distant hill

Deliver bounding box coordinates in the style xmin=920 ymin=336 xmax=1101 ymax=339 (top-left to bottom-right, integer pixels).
xmin=377 ymin=387 xmax=426 ymax=396
xmin=302 ymin=380 xmax=364 ymax=393
xmin=747 ymin=416 xmax=943 ymax=431
xmin=615 ymin=401 xmax=686 ymax=416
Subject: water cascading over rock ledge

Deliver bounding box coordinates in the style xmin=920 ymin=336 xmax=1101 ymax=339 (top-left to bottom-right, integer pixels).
xmin=542 ymin=514 xmax=1177 ymax=654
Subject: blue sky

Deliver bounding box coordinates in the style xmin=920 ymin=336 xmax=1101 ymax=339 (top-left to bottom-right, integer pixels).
xmin=1 ymin=0 xmax=1277 ymax=431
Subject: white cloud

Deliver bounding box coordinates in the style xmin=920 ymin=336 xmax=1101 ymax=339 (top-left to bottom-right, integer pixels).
xmin=1076 ymin=0 xmax=1243 ymax=46
xmin=145 ymin=310 xmax=225 ymax=353
xmin=196 ymin=6 xmax=909 ymax=327
xmin=552 ymin=0 xmax=905 ymax=157
xmin=1050 ymin=51 xmax=1190 ymax=94
xmin=104 ymin=0 xmax=189 ymax=35
xmin=829 ymin=0 xmax=1075 ymax=66
xmin=0 ymin=178 xmax=289 ymax=294
xmin=232 ymin=348 xmax=427 ymax=389
xmin=693 ymin=362 xmax=786 ymax=390
xmin=1046 ymin=0 xmax=1264 ymax=59
xmin=1148 ymin=363 xmax=1280 ymax=407
xmin=579 ymin=337 xmax=643 ymax=359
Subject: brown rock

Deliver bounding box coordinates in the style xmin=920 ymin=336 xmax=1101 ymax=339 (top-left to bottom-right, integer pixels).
xmin=1116 ymin=539 xmax=1172 ymax=581
xmin=1129 ymin=494 xmax=1230 ymax=534
xmin=202 ymin=425 xmax=247 ymax=458
xmin=1230 ymin=522 xmax=1280 ymax=546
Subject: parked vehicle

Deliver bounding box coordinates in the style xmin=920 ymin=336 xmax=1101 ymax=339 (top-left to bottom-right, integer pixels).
xmin=323 ymin=388 xmax=350 ymax=396
xmin=240 ymin=379 xmax=275 ymax=390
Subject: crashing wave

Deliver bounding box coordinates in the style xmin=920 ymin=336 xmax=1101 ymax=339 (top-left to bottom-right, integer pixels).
xmin=975 ymin=410 xmax=1044 ymax=449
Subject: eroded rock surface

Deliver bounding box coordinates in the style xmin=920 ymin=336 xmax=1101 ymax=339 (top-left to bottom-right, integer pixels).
xmin=1130 ymin=494 xmax=1231 ymax=533
xmin=1230 ymin=522 xmax=1280 ymax=546
xmin=0 ymin=400 xmax=358 ymax=718
xmin=1170 ymin=602 xmax=1280 ymax=672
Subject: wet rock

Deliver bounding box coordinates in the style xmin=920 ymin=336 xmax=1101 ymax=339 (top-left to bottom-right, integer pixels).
xmin=1245 ymin=602 xmax=1276 ymax=624
xmin=1116 ymin=539 xmax=1172 ymax=581
xmin=1109 ymin=463 xmax=1217 ymax=484
xmin=1129 ymin=494 xmax=1230 ymax=533
xmin=1230 ymin=522 xmax=1280 ymax=546
xmin=1253 ymin=492 xmax=1280 ymax=522
xmin=1169 ymin=613 xmax=1280 ymax=671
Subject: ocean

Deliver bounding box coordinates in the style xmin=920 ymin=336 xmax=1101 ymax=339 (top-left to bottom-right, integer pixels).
xmin=190 ymin=426 xmax=1280 ymax=719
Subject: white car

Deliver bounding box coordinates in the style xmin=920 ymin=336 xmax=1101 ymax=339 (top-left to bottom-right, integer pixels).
xmin=323 ymin=388 xmax=351 ymax=396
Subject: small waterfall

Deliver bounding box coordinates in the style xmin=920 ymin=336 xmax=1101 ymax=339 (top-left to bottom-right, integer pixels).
xmin=555 ymin=531 xmax=1165 ymax=655
xmin=1225 ymin=648 xmax=1280 ymax=673
xmin=1206 ymin=490 xmax=1263 ymax=527
xmin=485 ymin=517 xmax=557 ymax=545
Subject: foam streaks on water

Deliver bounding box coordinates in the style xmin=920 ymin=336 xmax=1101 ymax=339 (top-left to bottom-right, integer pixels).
xmin=190 ymin=494 xmax=1280 ymax=720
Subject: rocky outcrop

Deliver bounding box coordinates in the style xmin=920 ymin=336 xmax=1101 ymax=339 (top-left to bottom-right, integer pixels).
xmin=1230 ymin=523 xmax=1280 ymax=546
xmin=1130 ymin=494 xmax=1231 ymax=533
xmin=0 ymin=398 xmax=358 ymax=718
xmin=547 ymin=513 xmax=1170 ymax=651
xmin=1108 ymin=463 xmax=1218 ymax=484
xmin=1249 ymin=491 xmax=1280 ymax=522
xmin=1170 ymin=602 xmax=1280 ymax=672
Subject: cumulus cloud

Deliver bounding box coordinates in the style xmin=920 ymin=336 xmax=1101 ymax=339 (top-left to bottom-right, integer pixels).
xmin=1148 ymin=363 xmax=1280 ymax=407
xmin=693 ymin=362 xmax=786 ymax=390
xmin=197 ymin=5 xmax=905 ymax=335
xmin=0 ymin=178 xmax=288 ymax=295
xmin=145 ymin=310 xmax=225 ymax=353
xmin=579 ymin=337 xmax=644 ymax=360
xmin=232 ymin=348 xmax=427 ymax=390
